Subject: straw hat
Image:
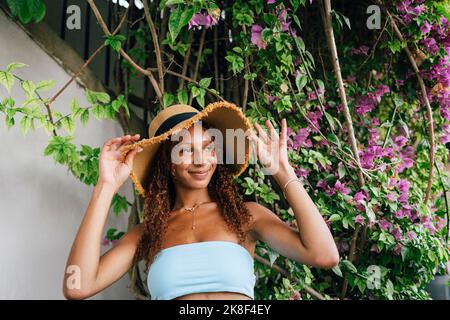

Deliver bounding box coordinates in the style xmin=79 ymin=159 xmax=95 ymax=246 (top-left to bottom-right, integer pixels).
xmin=119 ymin=101 xmax=252 ymax=198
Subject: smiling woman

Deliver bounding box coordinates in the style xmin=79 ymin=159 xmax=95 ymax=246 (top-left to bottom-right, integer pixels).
xmin=62 ymin=101 xmax=339 ymax=300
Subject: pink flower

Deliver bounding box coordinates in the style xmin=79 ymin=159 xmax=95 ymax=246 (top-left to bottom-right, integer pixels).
xmin=393 ymin=243 xmax=403 ymax=256
xmin=267 ymin=0 xmax=276 ymax=4
xmin=440 ymin=124 xmax=450 ymax=144
xmin=188 ymin=12 xmax=218 ymax=30
xmin=391 ymin=226 xmax=402 ymax=241
xmin=378 ymin=219 xmax=391 ymax=231
xmin=278 ymin=9 xmax=292 ymax=32
xmin=288 ymin=128 xmax=312 ymax=150
xmin=267 ymin=95 xmax=278 ymax=104
xmin=406 ymin=230 xmax=417 ymax=240
xmin=334 ymin=180 xmax=350 ymax=195
xmin=394 ymin=135 xmax=408 ymax=148
xmin=251 ymin=24 xmax=267 ymax=49
xmin=353 ymin=191 xmax=368 ymax=202
xmin=387 ymin=192 xmax=397 ymax=202
xmin=290 ymin=291 xmax=302 ymax=300
xmin=295 ymin=167 xmax=309 ymax=179
xmin=351 ymin=45 xmax=370 ymax=56
xmin=421 ymin=21 xmax=431 ymax=34
xmin=355 ymin=215 xmax=365 ymax=225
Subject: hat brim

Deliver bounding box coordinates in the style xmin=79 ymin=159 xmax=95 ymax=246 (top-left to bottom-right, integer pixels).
xmin=119 ymin=101 xmax=252 ymax=198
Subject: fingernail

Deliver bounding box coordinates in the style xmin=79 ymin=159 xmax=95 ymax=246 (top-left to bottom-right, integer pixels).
xmin=138 ymin=147 xmax=143 ymax=152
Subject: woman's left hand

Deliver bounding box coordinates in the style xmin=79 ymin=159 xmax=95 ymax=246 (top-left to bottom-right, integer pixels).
xmin=248 ymin=118 xmax=291 ymax=175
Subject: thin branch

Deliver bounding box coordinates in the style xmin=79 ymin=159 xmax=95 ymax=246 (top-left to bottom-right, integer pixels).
xmin=254 ymin=255 xmax=326 ymax=300
xmin=143 ymin=0 xmax=164 ymax=93
xmin=434 ymin=159 xmax=450 ymax=244
xmin=150 ymin=67 xmax=225 ymax=101
xmin=179 ymin=31 xmax=194 ymax=91
xmin=189 ymin=27 xmax=207 ymax=105
xmin=319 ymin=0 xmax=366 ymax=300
xmin=87 ymin=0 xmax=163 ymax=103
xmin=378 ymin=0 xmax=435 ymax=205
xmin=242 ymin=25 xmax=250 ymax=112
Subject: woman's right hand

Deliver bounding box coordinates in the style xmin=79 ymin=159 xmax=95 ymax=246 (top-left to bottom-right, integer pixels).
xmin=97 ymin=134 xmax=143 ymax=192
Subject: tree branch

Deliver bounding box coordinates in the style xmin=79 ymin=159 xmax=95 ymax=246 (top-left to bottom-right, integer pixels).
xmin=377 ymin=0 xmax=435 ymax=205
xmin=319 ymin=0 xmax=365 ymax=300
xmin=87 ymin=0 xmax=163 ymax=103
xmin=254 ymin=255 xmax=326 ymax=300
xmin=143 ymin=0 xmax=164 ymax=94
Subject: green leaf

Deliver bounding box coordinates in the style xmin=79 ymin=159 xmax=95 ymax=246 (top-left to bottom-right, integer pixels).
xmin=86 ymin=90 xmax=110 ymax=105
xmin=70 ymin=98 xmax=81 ymax=116
xmin=268 ymin=250 xmax=279 ymax=267
xmin=195 ymin=88 xmax=206 ymax=108
xmin=0 ymin=71 xmax=15 ymax=93
xmin=43 ymin=120 xmax=54 ymax=134
xmin=341 ymin=259 xmax=357 ymax=273
xmin=328 ymin=213 xmax=341 ymax=222
xmin=92 ymin=104 xmax=105 ymax=120
xmin=80 ymin=109 xmax=89 ymax=127
xmin=332 ymin=265 xmax=343 ymax=277
xmin=177 ymin=89 xmax=188 ymax=104
xmin=36 ymin=79 xmax=56 ymax=91
xmin=338 ymin=164 xmax=346 ymax=179
xmin=199 ymin=77 xmax=212 ymax=89
xmin=21 ymin=80 xmax=36 ymax=99
xmin=104 ymin=34 xmax=126 ymax=53
xmin=27 ymin=0 xmax=46 ymax=22
xmin=61 ymin=116 xmax=75 ymax=135
xmin=323 ymin=111 xmax=335 ymax=131
xmin=19 ymin=115 xmax=32 ymax=135
xmin=163 ymin=92 xmax=175 ymax=107
xmin=112 ymin=194 xmax=129 ymax=216
xmin=165 ymin=0 xmax=185 ymax=6
xmin=169 ymin=6 xmax=194 ymax=43
xmin=295 ymin=74 xmax=307 ymax=91
xmin=6 ymin=62 xmax=28 ymax=72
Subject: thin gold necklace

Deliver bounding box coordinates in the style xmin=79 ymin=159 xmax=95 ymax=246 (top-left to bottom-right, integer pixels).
xmin=174 ymin=201 xmax=212 ymax=230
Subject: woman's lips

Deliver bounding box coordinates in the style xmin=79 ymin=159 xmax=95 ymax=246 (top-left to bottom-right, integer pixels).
xmin=189 ymin=169 xmax=209 ymax=179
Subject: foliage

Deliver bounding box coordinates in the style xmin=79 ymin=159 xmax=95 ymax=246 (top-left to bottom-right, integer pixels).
xmin=2 ymin=0 xmax=450 ymax=300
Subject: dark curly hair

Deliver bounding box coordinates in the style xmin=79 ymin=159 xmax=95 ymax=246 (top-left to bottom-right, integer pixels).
xmin=132 ymin=122 xmax=252 ymax=272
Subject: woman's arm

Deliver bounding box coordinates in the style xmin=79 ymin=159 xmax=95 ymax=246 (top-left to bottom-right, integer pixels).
xmin=62 ymin=135 xmax=143 ymax=299
xmin=247 ymin=119 xmax=340 ymax=269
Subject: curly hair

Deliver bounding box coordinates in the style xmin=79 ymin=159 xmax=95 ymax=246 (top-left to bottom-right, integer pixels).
xmin=132 ymin=122 xmax=252 ymax=272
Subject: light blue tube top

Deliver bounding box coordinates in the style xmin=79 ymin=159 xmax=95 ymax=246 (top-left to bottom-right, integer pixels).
xmin=147 ymin=241 xmax=256 ymax=300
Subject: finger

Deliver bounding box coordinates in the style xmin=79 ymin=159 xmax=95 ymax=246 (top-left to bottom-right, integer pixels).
xmin=103 ymin=137 xmax=123 ymax=149
xmin=280 ymin=118 xmax=287 ymax=146
xmin=265 ymin=119 xmax=279 ymax=141
xmin=111 ymin=134 xmax=136 ymax=151
xmin=125 ymin=146 xmax=143 ymax=167
xmin=253 ymin=122 xmax=269 ymax=144
xmin=117 ymin=140 xmax=138 ymax=153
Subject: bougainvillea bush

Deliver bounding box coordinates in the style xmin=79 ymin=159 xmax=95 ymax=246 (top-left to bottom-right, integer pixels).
xmin=1 ymin=0 xmax=449 ymax=299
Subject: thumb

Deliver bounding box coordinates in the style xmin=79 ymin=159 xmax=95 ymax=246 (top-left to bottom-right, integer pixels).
xmin=125 ymin=147 xmax=143 ymax=168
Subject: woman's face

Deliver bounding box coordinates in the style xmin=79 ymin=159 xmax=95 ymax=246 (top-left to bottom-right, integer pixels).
xmin=169 ymin=123 xmax=218 ymax=189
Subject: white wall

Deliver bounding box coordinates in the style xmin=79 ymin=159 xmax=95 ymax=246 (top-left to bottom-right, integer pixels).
xmin=0 ymin=8 xmax=136 ymax=299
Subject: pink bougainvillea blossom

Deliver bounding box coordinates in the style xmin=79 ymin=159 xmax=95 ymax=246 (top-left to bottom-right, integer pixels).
xmin=287 ymin=128 xmax=312 ymax=150
xmin=188 ymin=12 xmax=219 ymax=30
xmin=251 ymin=24 xmax=267 ymax=49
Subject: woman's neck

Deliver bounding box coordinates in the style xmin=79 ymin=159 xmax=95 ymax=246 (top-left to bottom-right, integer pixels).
xmin=173 ymin=187 xmax=214 ymax=209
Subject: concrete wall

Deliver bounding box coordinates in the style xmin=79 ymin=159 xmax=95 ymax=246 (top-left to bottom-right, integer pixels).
xmin=0 ymin=8 xmax=136 ymax=299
